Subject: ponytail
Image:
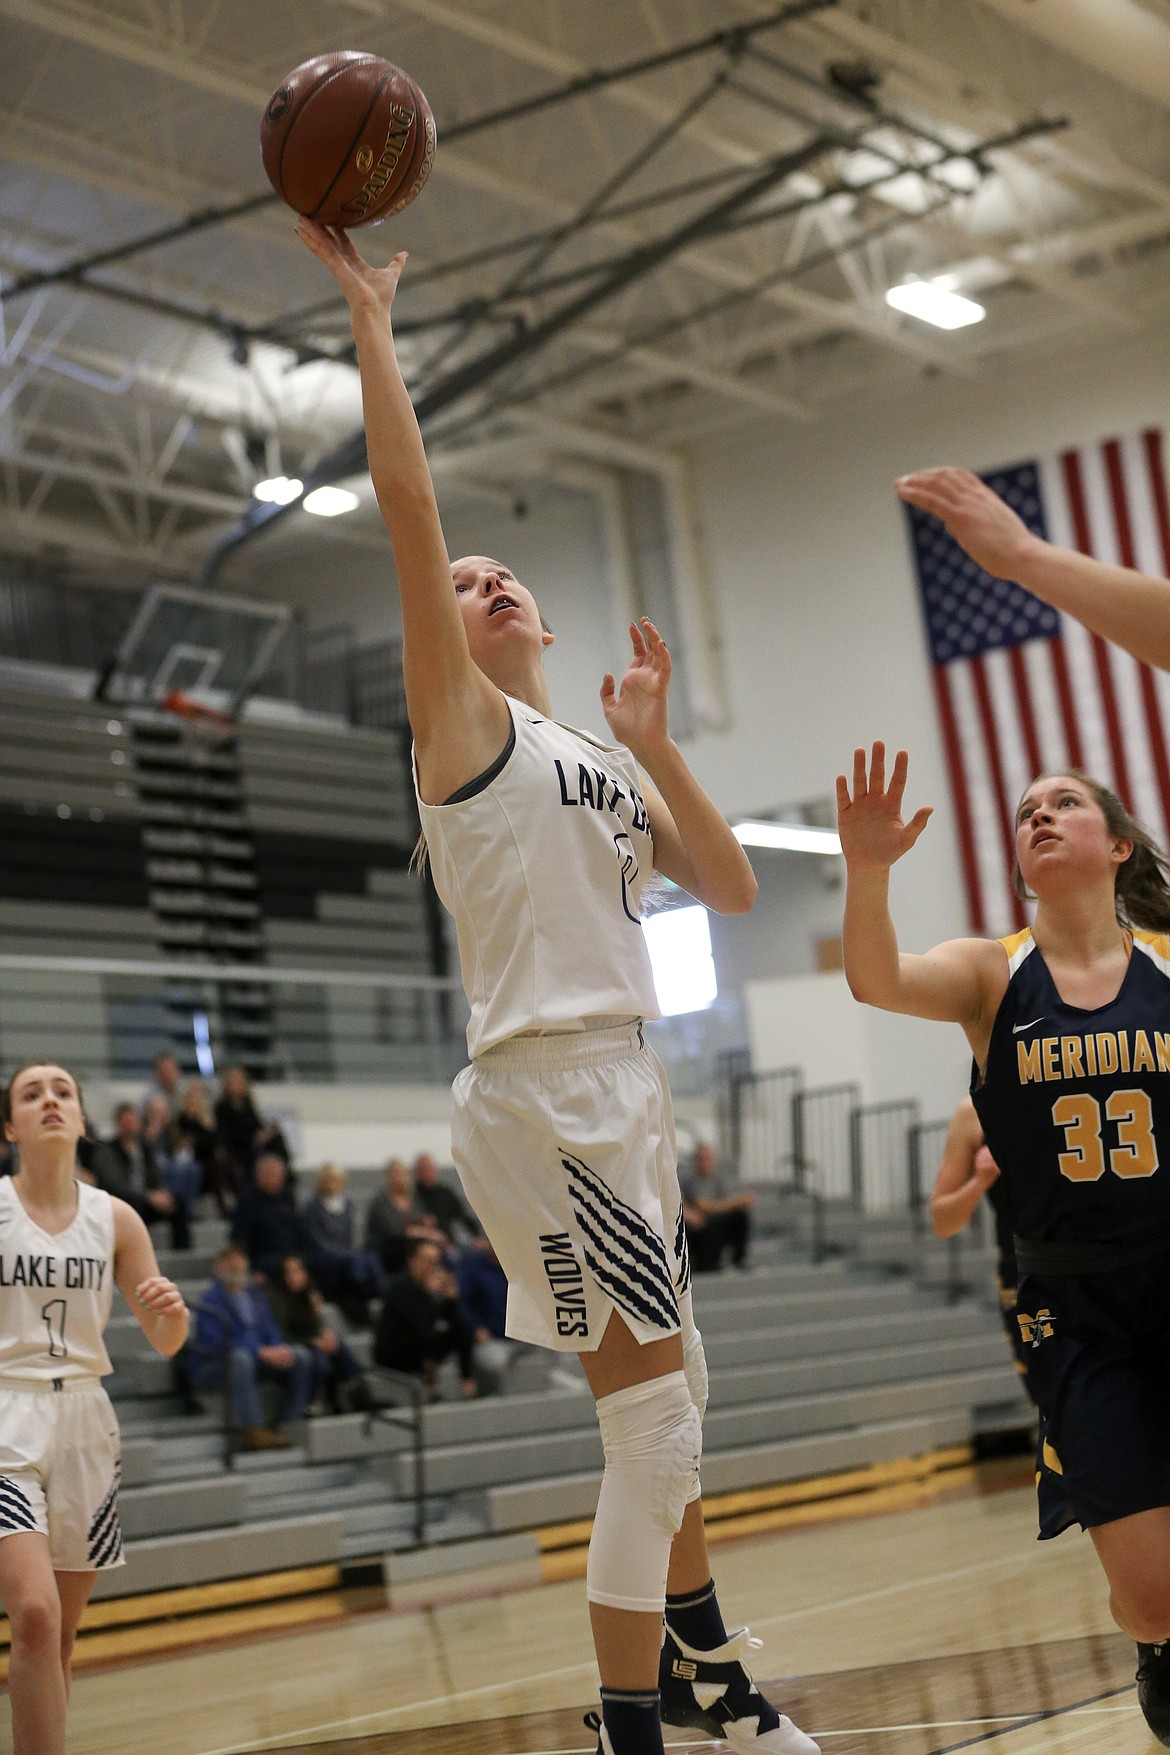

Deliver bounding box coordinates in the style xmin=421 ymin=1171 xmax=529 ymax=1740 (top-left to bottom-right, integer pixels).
xmin=1013 ymin=769 xmax=1170 ymax=932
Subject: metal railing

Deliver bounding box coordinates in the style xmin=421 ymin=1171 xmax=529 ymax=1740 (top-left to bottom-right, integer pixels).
xmin=792 ymin=1082 xmax=861 ymax=1260
xmin=366 ymin=1367 xmax=428 ymax=1549
xmin=849 ymin=1098 xmax=920 ymax=1210
xmin=0 ymin=953 xmax=465 ymax=1084
xmin=908 ymin=1118 xmax=952 ymax=1229
xmin=724 ymin=1063 xmax=801 ymax=1184
xmin=721 ymin=1059 xmax=996 ymax=1299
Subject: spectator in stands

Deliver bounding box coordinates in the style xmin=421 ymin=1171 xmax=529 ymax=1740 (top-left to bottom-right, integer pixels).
xmin=231 ymin=1152 xmax=307 ymax=1281
xmin=91 ymin=1100 xmax=190 ymax=1250
xmin=301 ymin=1163 xmax=387 ymax=1324
xmin=374 ymin=1237 xmax=477 ymax=1400
xmin=214 ymin=1065 xmax=264 ymax=1179
xmin=365 ymin=1157 xmax=439 ymax=1272
xmin=268 ymin=1254 xmax=367 ymax=1413
xmin=457 ymin=1234 xmax=517 ymax=1393
xmin=680 ymin=1141 xmax=755 ymax=1273
xmin=145 ymin=1092 xmax=203 ymax=1224
xmin=150 ymin=1050 xmax=183 ymax=1117
xmin=413 ymin=1152 xmax=479 ymax=1243
xmin=190 ymin=1243 xmax=312 ymax=1450
xmin=172 ymin=1078 xmax=229 ymax=1212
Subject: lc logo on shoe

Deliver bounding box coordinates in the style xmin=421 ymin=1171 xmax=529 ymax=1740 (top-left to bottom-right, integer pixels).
xmin=671 ymin=1659 xmax=699 ymax=1681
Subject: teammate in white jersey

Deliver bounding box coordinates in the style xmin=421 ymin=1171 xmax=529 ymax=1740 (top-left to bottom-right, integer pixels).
xmin=0 ymin=1062 xmax=188 ymax=1755
xmin=297 ymin=219 xmax=818 ymax=1755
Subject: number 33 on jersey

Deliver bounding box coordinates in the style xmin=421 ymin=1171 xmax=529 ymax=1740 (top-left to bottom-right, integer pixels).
xmin=973 ymin=928 xmax=1170 ymax=1245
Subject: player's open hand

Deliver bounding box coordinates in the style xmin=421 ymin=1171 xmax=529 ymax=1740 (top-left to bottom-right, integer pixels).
xmin=295 ymin=218 xmax=407 ymax=317
xmin=601 ymin=618 xmax=671 ymax=760
xmin=836 ymin=742 xmax=932 ymax=870
xmin=896 ymin=467 xmax=1041 ymax=581
xmin=134 ymin=1275 xmax=186 ymax=1317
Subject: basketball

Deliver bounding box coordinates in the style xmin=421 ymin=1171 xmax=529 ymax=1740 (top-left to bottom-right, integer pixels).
xmin=260 ymin=51 xmax=436 ymax=228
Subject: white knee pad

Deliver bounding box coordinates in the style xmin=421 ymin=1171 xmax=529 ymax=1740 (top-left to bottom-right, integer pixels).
xmin=680 ymin=1300 xmax=709 ymax=1425
xmin=587 ymin=1370 xmax=702 ymax=1614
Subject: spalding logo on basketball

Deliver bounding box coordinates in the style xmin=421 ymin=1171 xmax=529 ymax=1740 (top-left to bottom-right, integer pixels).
xmin=260 ymin=51 xmax=436 ymax=229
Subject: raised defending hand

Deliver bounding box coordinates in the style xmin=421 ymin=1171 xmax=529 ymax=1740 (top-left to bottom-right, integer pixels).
xmin=896 ymin=467 xmax=1041 ymax=581
xmin=295 ymin=218 xmax=407 ymax=318
xmin=836 ymin=742 xmax=933 ymax=870
xmin=601 ymin=617 xmax=671 ymax=760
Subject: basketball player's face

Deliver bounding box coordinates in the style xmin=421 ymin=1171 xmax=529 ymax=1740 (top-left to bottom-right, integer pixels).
xmin=6 ymin=1065 xmax=83 ymax=1149
xmin=1015 ymin=777 xmax=1129 ymax=889
xmin=451 ymin=557 xmax=550 ymax=672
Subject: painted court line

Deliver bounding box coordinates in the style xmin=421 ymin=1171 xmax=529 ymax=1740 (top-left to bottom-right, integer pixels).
xmin=190 ymin=1549 xmax=1057 ymax=1755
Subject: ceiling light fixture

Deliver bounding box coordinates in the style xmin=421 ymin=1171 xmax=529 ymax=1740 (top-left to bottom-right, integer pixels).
xmin=885 ymin=277 xmax=986 ymax=331
xmin=303 ymin=485 xmax=360 ymax=517
xmin=253 ymin=475 xmax=303 ymax=504
xmin=733 ymin=821 xmax=843 ymax=855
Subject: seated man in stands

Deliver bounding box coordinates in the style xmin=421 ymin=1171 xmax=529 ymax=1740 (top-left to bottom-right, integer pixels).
xmin=374 ymin=1237 xmax=477 ymax=1401
xmin=301 ymin=1163 xmax=387 ymax=1325
xmin=189 ymin=1243 xmax=314 ymax=1450
xmin=680 ymin=1140 xmax=755 ymax=1273
xmin=92 ymin=1100 xmax=190 ymax=1250
xmin=231 ymin=1151 xmax=307 ymax=1281
xmin=365 ymin=1157 xmax=441 ymax=1273
xmin=412 ymin=1152 xmax=479 ymax=1245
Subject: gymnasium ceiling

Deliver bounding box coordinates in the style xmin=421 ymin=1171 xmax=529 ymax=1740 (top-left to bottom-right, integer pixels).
xmin=3 ymin=0 xmax=1170 ymax=588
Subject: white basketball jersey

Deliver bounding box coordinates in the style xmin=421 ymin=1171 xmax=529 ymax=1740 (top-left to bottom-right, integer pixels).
xmin=0 ymin=1178 xmax=114 ymax=1382
xmin=416 ymin=694 xmax=660 ymax=1057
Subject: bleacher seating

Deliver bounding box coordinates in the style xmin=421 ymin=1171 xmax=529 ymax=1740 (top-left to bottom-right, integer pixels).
xmin=93 ymin=1171 xmax=1029 ymax=1601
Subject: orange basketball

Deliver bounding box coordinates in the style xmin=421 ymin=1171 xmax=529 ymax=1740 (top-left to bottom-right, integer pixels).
xmin=260 ymin=51 xmax=436 ymax=228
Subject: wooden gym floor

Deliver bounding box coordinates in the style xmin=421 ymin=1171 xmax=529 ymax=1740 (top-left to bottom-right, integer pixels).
xmin=25 ymin=1459 xmax=1164 ymax=1754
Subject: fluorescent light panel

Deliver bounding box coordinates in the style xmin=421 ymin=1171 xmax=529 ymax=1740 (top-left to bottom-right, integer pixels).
xmin=303 ymin=485 xmax=360 ymax=517
xmin=734 ymin=821 xmax=842 ymax=856
xmin=885 ymin=278 xmax=986 ymax=330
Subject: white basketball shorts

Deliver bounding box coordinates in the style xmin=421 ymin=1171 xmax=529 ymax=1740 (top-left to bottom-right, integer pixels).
xmin=0 ymin=1379 xmax=124 ymax=1571
xmin=451 ymin=1021 xmax=691 ymax=1352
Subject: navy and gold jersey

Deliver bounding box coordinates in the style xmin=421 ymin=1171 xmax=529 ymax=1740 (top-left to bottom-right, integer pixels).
xmin=972 ymin=927 xmax=1170 ymax=1247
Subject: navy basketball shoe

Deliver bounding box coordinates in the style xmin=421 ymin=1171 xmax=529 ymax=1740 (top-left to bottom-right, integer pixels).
xmin=1137 ymin=1643 xmax=1170 ymax=1746
xmin=659 ymin=1624 xmax=820 ymax=1753
xmin=583 ymin=1712 xmax=614 ymax=1755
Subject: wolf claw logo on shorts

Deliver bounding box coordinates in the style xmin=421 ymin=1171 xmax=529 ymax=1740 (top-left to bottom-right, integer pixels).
xmin=540 ymin=1232 xmax=589 ymax=1339
xmin=1017 ymin=1308 xmax=1056 ymax=1348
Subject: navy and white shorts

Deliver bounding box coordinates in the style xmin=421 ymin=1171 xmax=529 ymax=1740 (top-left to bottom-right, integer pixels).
xmin=1018 ymin=1255 xmax=1170 ymax=1540
xmin=0 ymin=1379 xmax=124 ymax=1571
xmin=451 ymin=1021 xmax=689 ymax=1353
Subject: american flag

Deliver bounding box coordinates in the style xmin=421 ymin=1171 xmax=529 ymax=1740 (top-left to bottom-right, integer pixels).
xmin=905 ymin=430 xmax=1170 ymax=935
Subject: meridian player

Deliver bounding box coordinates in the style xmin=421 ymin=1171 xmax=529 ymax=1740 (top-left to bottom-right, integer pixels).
xmin=896 ymin=464 xmax=1170 ymax=672
xmin=0 ymin=1062 xmax=188 ymax=1755
xmin=295 ymin=217 xmax=818 ymax=1755
xmin=928 ymin=1096 xmax=1034 ymax=1402
xmin=837 ymin=748 xmax=1170 ymax=1746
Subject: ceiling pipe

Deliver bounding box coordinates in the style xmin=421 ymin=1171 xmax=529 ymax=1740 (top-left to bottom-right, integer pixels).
xmin=978 ymin=0 xmax=1170 ymax=112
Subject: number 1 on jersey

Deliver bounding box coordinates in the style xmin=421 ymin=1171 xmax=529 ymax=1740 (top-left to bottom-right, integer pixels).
xmin=41 ymin=1297 xmax=68 ymax=1359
